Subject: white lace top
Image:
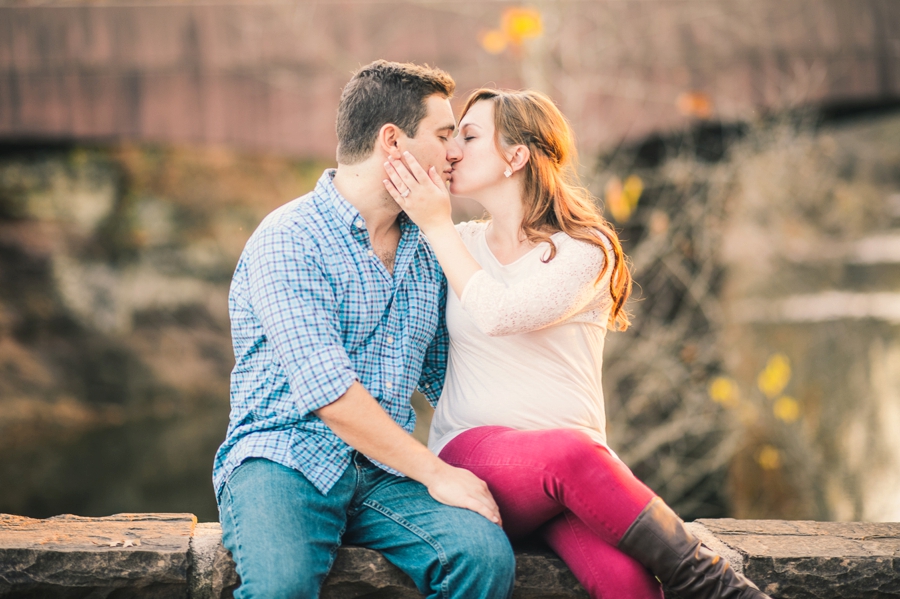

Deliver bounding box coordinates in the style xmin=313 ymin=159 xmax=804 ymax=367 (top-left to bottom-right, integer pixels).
xmin=428 ymin=220 xmax=615 ymax=455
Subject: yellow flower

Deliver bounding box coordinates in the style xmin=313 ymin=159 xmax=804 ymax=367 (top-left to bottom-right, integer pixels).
xmin=708 ymin=376 xmax=739 ymax=408
xmin=773 ymin=396 xmax=801 ymax=423
xmin=757 ymin=354 xmax=791 ymax=399
xmin=756 ymin=445 xmax=782 ymax=470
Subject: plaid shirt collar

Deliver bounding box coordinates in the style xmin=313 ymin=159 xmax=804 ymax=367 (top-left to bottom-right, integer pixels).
xmin=317 ymin=168 xmax=413 ymax=236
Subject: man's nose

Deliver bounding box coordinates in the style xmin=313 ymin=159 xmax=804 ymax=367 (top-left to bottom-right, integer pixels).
xmin=447 ymin=137 xmax=462 ymax=163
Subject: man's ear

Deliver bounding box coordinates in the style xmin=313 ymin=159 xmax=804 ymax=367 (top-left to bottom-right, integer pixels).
xmin=508 ymin=145 xmax=531 ymax=175
xmin=378 ymin=123 xmax=404 ymax=160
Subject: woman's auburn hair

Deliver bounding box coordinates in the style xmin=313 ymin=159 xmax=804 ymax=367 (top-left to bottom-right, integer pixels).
xmin=459 ymin=88 xmax=633 ymax=331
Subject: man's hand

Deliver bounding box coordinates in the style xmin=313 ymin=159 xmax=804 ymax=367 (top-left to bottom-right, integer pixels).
xmin=422 ymin=463 xmax=503 ymax=526
xmin=316 ymin=382 xmax=503 ymax=526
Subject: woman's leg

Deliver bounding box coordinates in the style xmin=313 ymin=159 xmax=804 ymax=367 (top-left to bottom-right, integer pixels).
xmin=440 ymin=426 xmax=772 ymax=599
xmin=439 ymin=426 xmax=655 ymax=543
xmin=541 ymin=510 xmax=663 ymax=599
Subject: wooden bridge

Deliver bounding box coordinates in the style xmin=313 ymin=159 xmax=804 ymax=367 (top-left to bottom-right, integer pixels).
xmin=1 ymin=0 xmax=899 ymax=157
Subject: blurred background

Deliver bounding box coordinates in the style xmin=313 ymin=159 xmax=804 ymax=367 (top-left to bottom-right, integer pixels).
xmin=0 ymin=0 xmax=898 ymax=524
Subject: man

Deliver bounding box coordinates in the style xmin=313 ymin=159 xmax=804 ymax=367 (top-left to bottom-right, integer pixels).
xmin=212 ymin=61 xmax=516 ymax=598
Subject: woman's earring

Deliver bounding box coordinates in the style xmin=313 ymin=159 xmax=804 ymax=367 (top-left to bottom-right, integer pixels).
xmin=504 ymin=167 xmax=512 ymax=178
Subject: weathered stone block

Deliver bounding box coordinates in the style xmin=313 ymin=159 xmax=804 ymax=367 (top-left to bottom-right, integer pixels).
xmin=201 ymin=530 xmax=588 ymax=599
xmin=4 ymin=514 xmax=900 ymax=599
xmin=0 ymin=513 xmax=195 ymax=598
xmin=696 ymin=519 xmax=900 ymax=599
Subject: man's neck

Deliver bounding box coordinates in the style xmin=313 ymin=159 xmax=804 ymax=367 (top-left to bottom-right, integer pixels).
xmin=332 ymin=159 xmax=402 ymax=240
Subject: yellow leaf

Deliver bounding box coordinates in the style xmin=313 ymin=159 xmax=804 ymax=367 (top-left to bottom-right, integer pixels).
xmin=708 ymin=376 xmax=739 ymax=408
xmin=480 ymin=29 xmax=508 ymax=55
xmin=773 ymin=396 xmax=801 ymax=422
xmin=756 ymin=445 xmax=781 ymax=470
xmin=623 ymin=175 xmax=643 ymax=209
xmin=676 ymin=91 xmax=714 ymax=119
xmin=501 ymin=7 xmax=543 ymax=45
xmin=757 ymin=353 xmax=791 ymax=399
xmin=604 ymin=176 xmax=630 ymax=222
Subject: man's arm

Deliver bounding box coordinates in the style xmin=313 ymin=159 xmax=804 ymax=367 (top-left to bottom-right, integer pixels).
xmin=246 ymin=223 xmax=500 ymax=525
xmin=316 ymin=383 xmax=501 ymax=525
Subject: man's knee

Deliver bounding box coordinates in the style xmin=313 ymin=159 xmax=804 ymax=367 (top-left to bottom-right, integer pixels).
xmin=446 ymin=518 xmax=516 ymax=587
xmin=236 ymin=575 xmax=318 ymax=599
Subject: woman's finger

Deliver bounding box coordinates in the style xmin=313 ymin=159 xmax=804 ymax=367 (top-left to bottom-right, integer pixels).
xmin=402 ymin=151 xmax=432 ymax=184
xmin=388 ymin=156 xmax=422 ymax=188
xmin=427 ymin=165 xmax=444 ymax=188
xmin=382 ymin=178 xmax=405 ymax=205
xmin=383 ymin=162 xmax=410 ymax=196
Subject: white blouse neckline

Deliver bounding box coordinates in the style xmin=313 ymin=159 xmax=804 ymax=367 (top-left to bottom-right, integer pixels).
xmin=480 ymin=222 xmax=567 ymax=268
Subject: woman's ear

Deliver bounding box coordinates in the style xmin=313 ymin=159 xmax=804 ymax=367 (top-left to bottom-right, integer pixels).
xmin=378 ymin=124 xmax=404 ymax=160
xmin=508 ymin=145 xmax=531 ymax=174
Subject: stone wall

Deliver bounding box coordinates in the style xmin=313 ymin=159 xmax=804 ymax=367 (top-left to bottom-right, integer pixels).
xmin=2 ymin=512 xmax=899 ymax=598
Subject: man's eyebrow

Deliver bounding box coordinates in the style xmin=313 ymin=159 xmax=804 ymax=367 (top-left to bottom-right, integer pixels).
xmin=436 ymin=122 xmax=456 ymax=133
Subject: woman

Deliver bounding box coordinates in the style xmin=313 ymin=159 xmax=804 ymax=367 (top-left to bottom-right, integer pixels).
xmin=383 ymin=89 xmax=771 ymax=599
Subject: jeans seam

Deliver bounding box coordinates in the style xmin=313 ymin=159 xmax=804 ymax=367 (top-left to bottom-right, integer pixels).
xmin=316 ymin=520 xmax=348 ymax=597
xmin=361 ymin=498 xmax=450 ymax=599
xmin=221 ymin=484 xmax=247 ymax=596
xmin=565 ymin=510 xmax=609 ymax=599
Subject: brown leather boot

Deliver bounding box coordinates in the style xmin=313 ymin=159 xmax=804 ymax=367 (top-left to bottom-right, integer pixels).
xmin=617 ymin=497 xmax=773 ymax=599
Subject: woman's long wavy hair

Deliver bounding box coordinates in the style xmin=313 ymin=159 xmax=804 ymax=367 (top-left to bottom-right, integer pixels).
xmin=459 ymin=89 xmax=633 ymax=330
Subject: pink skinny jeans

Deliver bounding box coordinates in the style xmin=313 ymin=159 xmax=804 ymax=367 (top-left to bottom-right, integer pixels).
xmin=439 ymin=426 xmax=664 ymax=599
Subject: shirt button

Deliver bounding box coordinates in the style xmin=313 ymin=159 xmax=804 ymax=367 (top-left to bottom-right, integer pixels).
xmin=387 ymin=336 xmax=394 ymax=344
xmin=367 ymin=250 xmax=374 ymax=257
xmin=355 ymin=219 xmax=364 ymax=229
xmin=386 ymin=382 xmax=393 ymax=389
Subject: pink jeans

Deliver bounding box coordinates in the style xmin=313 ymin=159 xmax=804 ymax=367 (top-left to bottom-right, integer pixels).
xmin=439 ymin=426 xmax=664 ymax=599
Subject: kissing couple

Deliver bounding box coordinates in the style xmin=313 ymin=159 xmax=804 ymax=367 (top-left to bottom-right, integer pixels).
xmin=213 ymin=60 xmax=772 ymax=599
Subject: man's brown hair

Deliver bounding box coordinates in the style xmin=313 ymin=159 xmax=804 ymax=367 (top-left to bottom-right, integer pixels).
xmin=336 ymin=60 xmax=455 ymax=164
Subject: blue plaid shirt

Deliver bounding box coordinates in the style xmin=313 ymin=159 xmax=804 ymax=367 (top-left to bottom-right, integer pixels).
xmin=213 ymin=169 xmax=449 ymax=496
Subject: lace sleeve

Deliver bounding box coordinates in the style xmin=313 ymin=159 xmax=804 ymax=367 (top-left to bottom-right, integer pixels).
xmin=460 ymin=235 xmax=612 ymax=336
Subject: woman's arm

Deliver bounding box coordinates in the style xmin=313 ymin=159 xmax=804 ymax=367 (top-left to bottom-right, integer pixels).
xmin=384 ymin=153 xmax=610 ymax=336
xmin=383 ymin=152 xmax=483 ymax=299
xmin=460 ymin=240 xmax=609 ymax=336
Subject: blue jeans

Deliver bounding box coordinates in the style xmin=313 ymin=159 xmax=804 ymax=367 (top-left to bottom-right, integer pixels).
xmin=217 ymin=455 xmax=515 ymax=599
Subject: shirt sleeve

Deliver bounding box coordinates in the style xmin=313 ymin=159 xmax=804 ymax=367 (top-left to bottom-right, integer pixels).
xmin=417 ymin=276 xmax=449 ymax=407
xmin=459 ymin=236 xmax=611 ymax=337
xmin=245 ymin=224 xmax=358 ymax=418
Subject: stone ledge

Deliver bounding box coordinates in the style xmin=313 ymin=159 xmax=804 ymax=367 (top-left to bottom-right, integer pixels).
xmin=1 ymin=513 xmax=899 ymax=598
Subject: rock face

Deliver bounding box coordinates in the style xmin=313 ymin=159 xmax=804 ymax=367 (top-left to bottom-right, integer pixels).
xmin=2 ymin=513 xmax=900 ymax=598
